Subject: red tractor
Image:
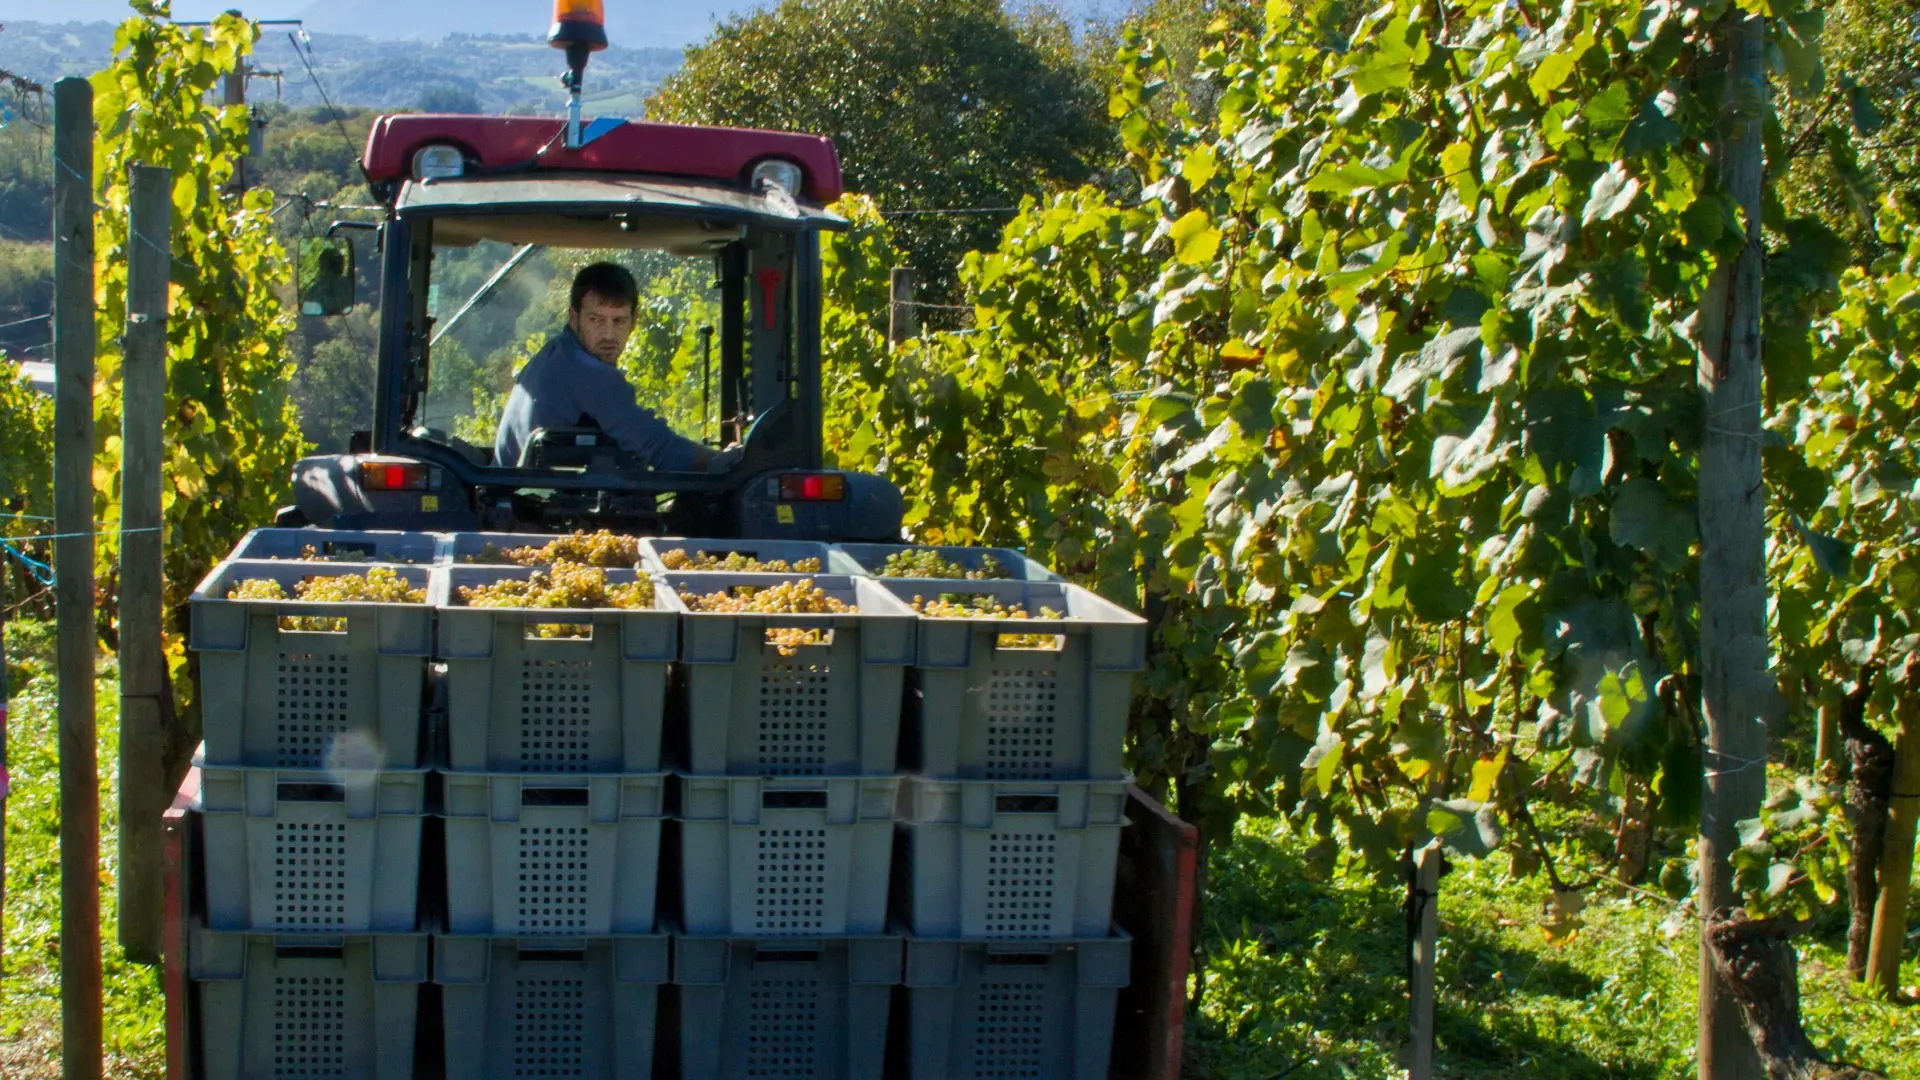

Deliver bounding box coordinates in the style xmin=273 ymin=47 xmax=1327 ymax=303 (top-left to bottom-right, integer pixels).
xmin=160 ymin=4 xmax=1197 ymax=1077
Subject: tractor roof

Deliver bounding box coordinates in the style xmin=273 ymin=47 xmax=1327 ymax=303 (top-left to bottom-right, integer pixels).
xmin=361 ymin=115 xmax=844 ymax=204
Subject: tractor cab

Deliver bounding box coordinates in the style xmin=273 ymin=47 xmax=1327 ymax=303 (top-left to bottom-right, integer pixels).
xmin=285 ymin=111 xmax=903 ymax=542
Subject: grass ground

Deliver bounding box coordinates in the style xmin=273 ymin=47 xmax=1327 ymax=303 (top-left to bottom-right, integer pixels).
xmin=1190 ymin=816 xmax=1920 ymax=1079
xmin=2 ymin=637 xmax=166 ymax=1079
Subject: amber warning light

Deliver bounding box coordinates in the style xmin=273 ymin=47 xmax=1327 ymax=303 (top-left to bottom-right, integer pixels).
xmin=550 ymin=0 xmax=608 ymax=57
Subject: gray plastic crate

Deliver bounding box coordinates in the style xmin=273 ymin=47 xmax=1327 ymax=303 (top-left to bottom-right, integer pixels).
xmin=897 ymin=778 xmax=1127 ymax=939
xmin=661 ymin=572 xmax=913 ymax=775
xmin=878 ymin=577 xmax=1145 ymax=781
xmin=903 ymin=935 xmax=1129 ymax=1080
xmin=678 ymin=775 xmax=899 ymax=936
xmin=441 ymin=530 xmax=639 ymax=565
xmin=190 ymin=560 xmax=432 ymax=770
xmin=832 ymin=542 xmax=1059 ymax=582
xmin=228 ymin=527 xmax=441 ymax=564
xmin=432 ymin=565 xmax=676 ymax=773
xmin=443 ymin=771 xmax=667 ymax=935
xmin=199 ymin=763 xmax=426 ymax=932
xmin=191 ymin=923 xmax=427 ymax=1080
xmin=673 ymin=935 xmax=899 ymax=1080
xmin=437 ymin=934 xmax=668 ymax=1080
xmin=638 ymin=536 xmax=857 ymax=574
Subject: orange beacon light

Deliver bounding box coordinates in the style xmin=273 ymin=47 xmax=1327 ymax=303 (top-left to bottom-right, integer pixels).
xmin=550 ymin=0 xmax=609 ymax=55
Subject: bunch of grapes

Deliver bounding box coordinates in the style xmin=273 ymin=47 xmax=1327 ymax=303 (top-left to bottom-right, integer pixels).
xmin=658 ymin=548 xmax=822 ymax=573
xmin=466 ymin=530 xmax=640 ymax=568
xmin=909 ymin=592 xmax=1066 ymax=649
xmin=229 ymin=566 xmax=425 ymax=631
xmin=678 ymin=579 xmax=851 ymax=653
xmin=876 ymin=549 xmax=1009 ymax=580
xmin=460 ymin=563 xmax=655 ymax=610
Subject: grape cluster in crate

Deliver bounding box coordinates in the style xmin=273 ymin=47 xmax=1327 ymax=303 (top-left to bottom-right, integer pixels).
xmin=182 ymin=527 xmax=1146 ymax=1079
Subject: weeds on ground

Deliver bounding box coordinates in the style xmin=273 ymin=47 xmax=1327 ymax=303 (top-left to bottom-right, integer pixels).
xmin=1189 ymin=817 xmax=1917 ymax=1080
xmin=2 ymin=647 xmax=166 ymax=1079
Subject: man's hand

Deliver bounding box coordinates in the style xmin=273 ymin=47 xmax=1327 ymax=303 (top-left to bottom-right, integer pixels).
xmin=707 ymin=444 xmax=745 ymax=473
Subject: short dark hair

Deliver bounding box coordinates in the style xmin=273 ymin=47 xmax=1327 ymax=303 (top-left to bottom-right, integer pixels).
xmin=570 ymin=262 xmax=638 ymax=312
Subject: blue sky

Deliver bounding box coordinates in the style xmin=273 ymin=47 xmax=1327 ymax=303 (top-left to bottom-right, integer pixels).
xmin=0 ymin=1 xmax=1131 ymax=47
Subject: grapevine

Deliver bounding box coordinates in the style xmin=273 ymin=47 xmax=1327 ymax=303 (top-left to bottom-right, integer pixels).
xmin=908 ymin=592 xmax=1065 ymax=649
xmin=876 ymin=549 xmax=1009 ymax=579
xmin=678 ymin=579 xmax=851 ymax=652
xmin=658 ymin=548 xmax=822 ymax=572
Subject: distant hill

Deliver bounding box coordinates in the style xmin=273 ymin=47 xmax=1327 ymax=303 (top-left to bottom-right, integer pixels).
xmin=0 ymin=20 xmax=683 ymax=116
xmin=0 ymin=1 xmax=742 ymax=46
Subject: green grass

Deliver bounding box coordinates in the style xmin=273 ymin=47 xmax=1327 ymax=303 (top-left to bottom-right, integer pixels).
xmin=1 ymin=637 xmax=166 ymax=1079
xmin=1191 ymin=817 xmax=1919 ymax=1079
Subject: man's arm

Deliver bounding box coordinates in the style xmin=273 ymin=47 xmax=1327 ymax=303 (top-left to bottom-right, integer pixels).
xmin=575 ymin=361 xmax=711 ymax=470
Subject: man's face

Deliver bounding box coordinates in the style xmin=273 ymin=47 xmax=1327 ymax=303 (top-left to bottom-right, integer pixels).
xmin=568 ymin=291 xmax=636 ymax=365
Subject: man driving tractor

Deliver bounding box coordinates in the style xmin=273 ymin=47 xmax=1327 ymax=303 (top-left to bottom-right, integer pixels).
xmin=493 ymin=262 xmax=741 ymax=472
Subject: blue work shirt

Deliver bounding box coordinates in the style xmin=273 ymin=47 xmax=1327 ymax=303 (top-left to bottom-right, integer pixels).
xmin=493 ymin=327 xmax=705 ymax=470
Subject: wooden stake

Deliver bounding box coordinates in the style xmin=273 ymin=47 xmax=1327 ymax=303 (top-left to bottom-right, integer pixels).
xmin=1 ymin=561 xmax=10 ymax=977
xmin=1695 ymin=11 xmax=1770 ymax=1079
xmin=1864 ymin=699 xmax=1920 ymax=995
xmin=1408 ymin=840 xmax=1441 ymax=1080
xmin=889 ymin=266 xmax=918 ymax=344
xmin=117 ymin=163 xmax=170 ymax=965
xmin=53 ymin=75 xmax=103 ymax=1080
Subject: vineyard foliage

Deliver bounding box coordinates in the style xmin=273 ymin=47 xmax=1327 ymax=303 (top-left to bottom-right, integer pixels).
xmin=821 ymin=0 xmax=1891 ymax=910
xmin=88 ymin=3 xmax=307 ymax=647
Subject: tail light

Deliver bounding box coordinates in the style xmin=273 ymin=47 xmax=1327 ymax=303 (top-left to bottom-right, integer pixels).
xmin=777 ymin=473 xmax=846 ymax=502
xmin=358 ymin=457 xmax=433 ymax=492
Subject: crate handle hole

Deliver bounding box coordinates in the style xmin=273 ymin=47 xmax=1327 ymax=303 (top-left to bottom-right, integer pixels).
xmin=526 ymin=622 xmax=592 ymax=640
xmin=995 ymin=632 xmax=1064 ymax=652
xmin=275 ymin=946 xmax=347 ymax=960
xmin=765 ymin=627 xmax=834 ymax=650
xmin=278 ymin=782 xmax=346 ymax=803
xmin=995 ymin=794 xmax=1059 ymax=814
xmin=522 ymin=787 xmax=590 ymax=807
xmin=985 ymin=952 xmax=1054 ymax=966
xmin=753 ymin=949 xmax=822 ymax=963
xmin=519 ymin=949 xmax=587 ymax=963
xmin=762 ymin=790 xmax=829 ymax=810
xmin=277 ymin=615 xmax=348 ymax=634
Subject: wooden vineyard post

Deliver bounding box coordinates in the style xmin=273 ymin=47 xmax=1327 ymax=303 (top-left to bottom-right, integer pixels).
xmin=53 ymin=75 xmax=103 ymax=1080
xmin=889 ymin=266 xmax=918 ymax=344
xmin=1408 ymin=840 xmax=1442 ymax=1080
xmin=1864 ymin=699 xmax=1920 ymax=995
xmin=1694 ymin=9 xmax=1769 ymax=1079
xmin=1 ymin=560 xmax=9 ymax=976
xmin=118 ymin=163 xmax=171 ymax=964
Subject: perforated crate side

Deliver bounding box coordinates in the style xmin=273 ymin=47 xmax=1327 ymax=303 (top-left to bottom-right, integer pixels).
xmin=190 ymin=925 xmax=427 ymax=1080
xmin=902 ymin=935 xmax=1129 ymax=1080
xmin=883 ymin=577 xmax=1145 ymax=782
xmin=228 ymin=527 xmax=442 ymax=565
xmin=673 ymin=936 xmax=899 ymax=1080
xmin=677 ymin=775 xmax=898 ymax=937
xmin=637 ymin=536 xmax=857 ymax=574
xmin=198 ymin=765 xmax=426 ymax=933
xmin=433 ymin=565 xmax=676 ymax=773
xmin=190 ymin=560 xmax=431 ymax=770
xmin=442 ymin=772 xmax=667 ymax=935
xmin=436 ymin=934 xmax=667 ymax=1080
xmin=831 ymin=542 xmax=1059 ymax=582
xmin=662 ymin=573 xmax=913 ymax=776
xmin=898 ymin=779 xmax=1128 ymax=939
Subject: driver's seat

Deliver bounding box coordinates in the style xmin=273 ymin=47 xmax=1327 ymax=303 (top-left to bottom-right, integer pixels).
xmin=518 ymin=427 xmax=620 ymax=471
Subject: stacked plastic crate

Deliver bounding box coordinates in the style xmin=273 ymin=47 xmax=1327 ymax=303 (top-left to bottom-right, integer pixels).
xmin=185 ymin=529 xmax=436 ymax=1080
xmin=431 ymin=532 xmax=675 ymax=1079
xmin=637 ymin=537 xmax=909 ymax=1080
xmin=839 ymin=542 xmax=1147 ymax=1080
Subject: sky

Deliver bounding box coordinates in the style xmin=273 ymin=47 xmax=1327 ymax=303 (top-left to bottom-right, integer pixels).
xmin=0 ymin=0 xmax=1129 ymax=47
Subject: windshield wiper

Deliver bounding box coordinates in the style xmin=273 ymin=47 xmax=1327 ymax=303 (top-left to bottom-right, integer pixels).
xmin=430 ymin=243 xmax=538 ymax=348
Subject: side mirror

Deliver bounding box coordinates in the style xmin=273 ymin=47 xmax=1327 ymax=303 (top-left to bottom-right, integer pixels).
xmin=299 ymin=236 xmax=356 ymax=316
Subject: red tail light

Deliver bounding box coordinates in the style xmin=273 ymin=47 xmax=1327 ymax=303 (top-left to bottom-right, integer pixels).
xmin=358 ymin=458 xmax=431 ymax=492
xmin=778 ymin=473 xmax=846 ymax=502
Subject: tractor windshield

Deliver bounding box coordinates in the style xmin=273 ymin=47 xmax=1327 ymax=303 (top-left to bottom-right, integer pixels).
xmin=416 ymin=237 xmax=726 ymax=466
